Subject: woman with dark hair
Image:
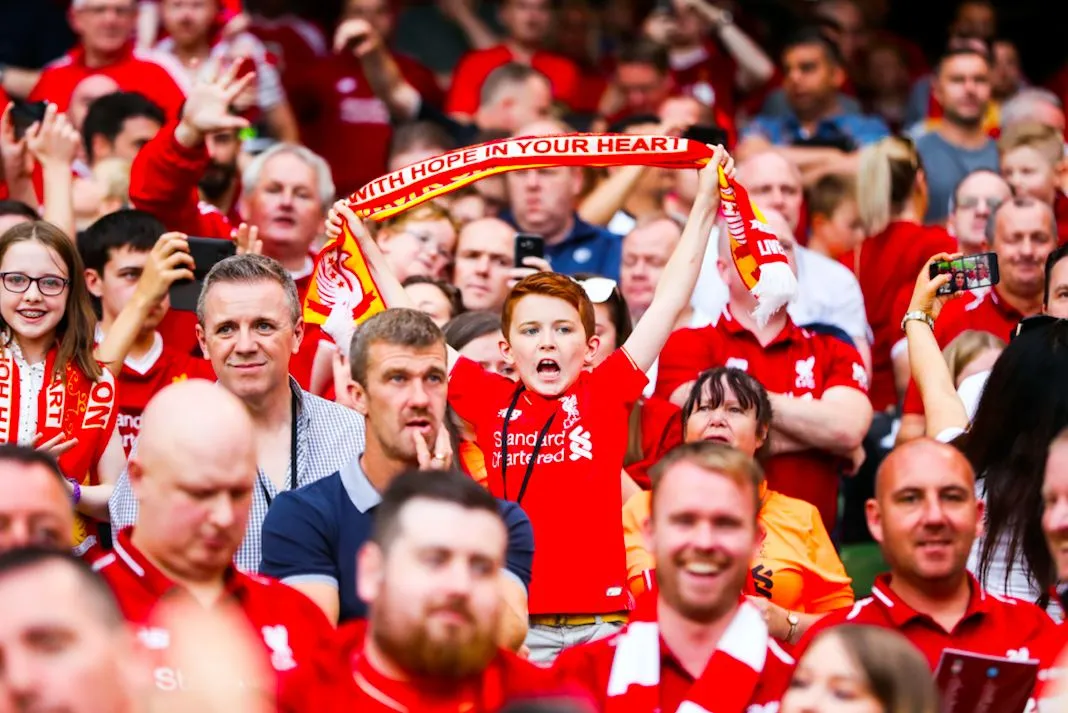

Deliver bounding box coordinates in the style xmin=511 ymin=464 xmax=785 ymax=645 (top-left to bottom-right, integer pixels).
xmin=623 ymin=367 xmax=854 ymax=644
xmin=782 ymin=625 xmax=938 ymax=713
xmin=572 ymin=272 xmax=681 ymax=490
xmin=905 ymin=253 xmax=1068 ymax=617
xmin=0 ymin=221 xmax=123 ymax=560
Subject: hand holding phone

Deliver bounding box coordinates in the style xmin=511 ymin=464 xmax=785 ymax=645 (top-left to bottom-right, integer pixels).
xmin=928 ymin=252 xmax=1000 ymax=296
xmin=9 ymin=101 xmax=48 ymax=141
xmin=514 ymin=233 xmax=545 ymax=268
xmin=163 ymin=236 xmax=238 ymax=312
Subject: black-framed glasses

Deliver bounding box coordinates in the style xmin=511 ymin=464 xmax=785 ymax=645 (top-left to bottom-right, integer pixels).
xmin=0 ymin=272 xmax=70 ymax=297
xmin=1012 ymin=314 xmax=1065 ymax=341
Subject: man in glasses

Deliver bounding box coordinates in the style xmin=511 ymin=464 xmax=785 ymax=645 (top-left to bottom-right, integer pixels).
xmin=948 ymin=169 xmax=1012 ymax=254
xmin=899 ymin=196 xmax=1057 ymax=442
xmin=28 ymin=0 xmax=187 ymax=121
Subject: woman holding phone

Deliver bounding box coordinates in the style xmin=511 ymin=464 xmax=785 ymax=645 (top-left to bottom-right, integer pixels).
xmin=0 ymin=221 xmax=124 ymax=559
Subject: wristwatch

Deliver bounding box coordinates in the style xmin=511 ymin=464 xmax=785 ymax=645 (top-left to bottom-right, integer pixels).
xmin=785 ymin=611 xmax=800 ymax=644
xmin=901 ymin=310 xmax=935 ymax=333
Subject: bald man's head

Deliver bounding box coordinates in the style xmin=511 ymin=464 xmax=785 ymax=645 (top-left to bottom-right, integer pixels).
xmin=130 ymin=380 xmax=257 ymax=581
xmin=867 ymin=439 xmax=981 ymax=591
xmin=736 ymin=151 xmax=804 ymax=232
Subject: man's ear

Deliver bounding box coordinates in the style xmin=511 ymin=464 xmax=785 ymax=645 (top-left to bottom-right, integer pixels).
xmin=195 ymin=323 xmax=209 ymax=361
xmin=292 ymin=316 xmax=305 ymax=355
xmin=865 ymin=498 xmax=884 ymax=544
xmin=350 ymin=378 xmax=370 ymax=417
xmin=356 ymin=542 xmax=384 ymax=607
xmin=84 ymin=269 xmax=104 ymax=299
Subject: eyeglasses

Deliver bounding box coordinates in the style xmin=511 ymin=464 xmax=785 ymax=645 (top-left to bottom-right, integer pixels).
xmin=1012 ymin=314 xmax=1065 ymax=341
xmin=573 ymin=277 xmax=618 ymax=304
xmin=957 ymin=196 xmax=1003 ymax=211
xmin=0 ymin=273 xmax=70 ymax=297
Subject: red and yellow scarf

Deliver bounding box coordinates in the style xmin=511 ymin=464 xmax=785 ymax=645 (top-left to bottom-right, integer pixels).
xmin=0 ymin=344 xmax=117 ymax=555
xmin=304 ymin=135 xmax=795 ymax=330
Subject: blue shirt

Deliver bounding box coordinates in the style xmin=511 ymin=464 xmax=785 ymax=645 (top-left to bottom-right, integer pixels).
xmin=501 ymin=212 xmax=624 ymax=281
xmin=742 ymin=111 xmax=890 ymax=149
xmin=259 ymin=457 xmax=535 ymax=623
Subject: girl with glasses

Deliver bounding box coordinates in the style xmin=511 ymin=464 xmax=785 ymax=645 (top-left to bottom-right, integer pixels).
xmin=0 ymin=222 xmax=123 ymax=561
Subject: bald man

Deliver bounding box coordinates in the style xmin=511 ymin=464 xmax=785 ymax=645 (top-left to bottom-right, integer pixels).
xmin=793 ymin=439 xmax=1055 ymax=669
xmin=452 ymin=217 xmax=521 ymax=312
xmin=0 ymin=445 xmax=74 ymax=553
xmin=94 ymin=380 xmax=340 ymax=711
xmin=503 ymin=120 xmax=623 ymax=279
xmin=620 ymin=217 xmax=682 ymax=322
xmin=691 ymin=150 xmax=871 ymax=370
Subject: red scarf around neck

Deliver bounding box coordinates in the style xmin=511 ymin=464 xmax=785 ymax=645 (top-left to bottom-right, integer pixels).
xmin=606 ymin=595 xmax=771 ymax=713
xmin=0 ymin=343 xmax=117 ymax=555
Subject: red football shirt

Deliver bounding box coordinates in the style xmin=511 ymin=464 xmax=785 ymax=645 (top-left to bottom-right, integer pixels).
xmin=109 ymin=334 xmax=216 ymax=454
xmin=334 ymin=620 xmax=560 ymax=713
xmin=655 ymin=308 xmax=869 ymax=529
xmin=795 ymin=573 xmax=1055 ymax=669
xmin=553 ymin=620 xmax=795 ymax=712
xmin=625 ymin=396 xmax=683 ymax=491
xmin=29 ymin=45 xmax=188 ymax=121
xmin=95 ymin=529 xmax=342 ymax=713
xmin=851 ymin=221 xmax=957 ymax=412
xmin=248 ymin=14 xmax=327 ymax=78
xmin=901 ymin=286 xmax=1027 ymax=415
xmin=1032 ymin=620 xmax=1068 ymax=710
xmin=448 ymin=348 xmax=647 ymax=615
xmin=669 ymin=40 xmax=740 ymax=136
xmin=285 ymin=51 xmax=444 ymax=197
xmin=446 ymin=44 xmax=579 ymax=116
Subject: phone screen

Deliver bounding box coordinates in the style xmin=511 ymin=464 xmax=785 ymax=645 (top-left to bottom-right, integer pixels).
xmin=10 ymin=101 xmax=48 ymax=140
xmin=930 ymin=252 xmax=1000 ymax=295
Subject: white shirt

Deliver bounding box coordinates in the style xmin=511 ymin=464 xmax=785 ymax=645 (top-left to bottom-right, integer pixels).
xmin=691 ymin=226 xmax=870 ymax=343
xmin=8 ymin=341 xmax=44 ymax=446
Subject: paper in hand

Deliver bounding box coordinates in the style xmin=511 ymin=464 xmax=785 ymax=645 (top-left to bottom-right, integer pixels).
xmin=934 ymin=648 xmax=1038 ymax=713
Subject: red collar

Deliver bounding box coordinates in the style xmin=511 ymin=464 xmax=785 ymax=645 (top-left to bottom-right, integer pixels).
xmin=985 ymin=286 xmax=1027 ymax=323
xmin=870 ymin=572 xmax=995 ymax=631
xmin=719 ymin=305 xmax=801 ymax=348
xmin=113 ymin=528 xmax=248 ymax=602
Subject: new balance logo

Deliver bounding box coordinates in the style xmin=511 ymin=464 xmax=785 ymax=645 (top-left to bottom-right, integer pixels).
xmin=567 ymin=427 xmax=592 ymax=461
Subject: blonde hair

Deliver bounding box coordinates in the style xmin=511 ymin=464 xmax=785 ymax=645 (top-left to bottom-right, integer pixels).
xmin=942 ymin=330 xmax=1005 ymax=385
xmin=856 ymin=136 xmax=922 ymax=236
xmin=91 ymin=158 xmax=131 ymax=205
xmin=998 ymin=121 xmax=1064 ymax=166
xmin=377 ymin=202 xmax=459 ymax=237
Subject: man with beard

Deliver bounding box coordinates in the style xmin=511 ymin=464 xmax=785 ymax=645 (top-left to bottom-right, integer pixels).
xmin=261 ymin=308 xmax=533 ymax=651
xmin=553 ymin=443 xmax=795 ymax=712
xmin=198 ymin=128 xmax=242 ymax=222
xmin=794 ymin=439 xmax=1054 ymax=668
xmin=339 ymin=469 xmax=553 ymax=711
xmin=95 ymin=379 xmax=339 ymax=712
xmin=914 ymin=42 xmax=999 ymax=224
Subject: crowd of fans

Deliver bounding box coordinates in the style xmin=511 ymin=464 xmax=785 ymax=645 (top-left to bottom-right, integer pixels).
xmin=2 ymin=0 xmax=1068 ymax=711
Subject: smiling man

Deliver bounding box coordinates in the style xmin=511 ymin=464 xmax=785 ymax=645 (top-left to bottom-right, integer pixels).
xmin=553 ymin=443 xmax=795 ymax=711
xmin=794 ymin=439 xmax=1055 ymax=669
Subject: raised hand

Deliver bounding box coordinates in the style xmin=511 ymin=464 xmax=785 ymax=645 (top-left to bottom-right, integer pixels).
xmin=176 ymin=59 xmax=255 ymax=147
xmin=414 ymin=422 xmax=453 ymax=471
xmin=25 ymin=104 xmax=80 ymax=169
xmin=0 ymin=103 xmax=35 ymax=184
xmin=232 ymin=222 xmax=262 ymax=255
xmin=35 ymin=432 xmax=78 ymax=459
xmin=333 ymin=18 xmax=382 ymax=58
xmin=134 ymin=232 xmax=196 ymax=306
xmin=507 ymin=255 xmax=552 ymax=289
xmin=695 ymin=143 xmax=734 ymax=211
xmin=909 ymin=253 xmax=961 ymax=322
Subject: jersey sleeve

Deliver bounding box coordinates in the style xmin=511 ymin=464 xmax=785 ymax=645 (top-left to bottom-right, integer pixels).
xmin=259 ymin=489 xmax=339 ymax=587
xmin=444 ymin=51 xmax=488 ymax=116
xmin=654 ymin=327 xmax=719 ymax=401
xmin=592 ymin=348 xmax=649 ymax=407
xmin=819 ymin=334 xmax=870 ymax=393
xmin=448 ymin=356 xmax=515 ymax=428
xmin=801 ymin=504 xmax=856 ymax=613
xmin=498 ymin=500 xmax=534 ymax=592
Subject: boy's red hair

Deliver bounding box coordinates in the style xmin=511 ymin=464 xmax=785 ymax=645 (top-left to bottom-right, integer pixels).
xmin=501 ymin=273 xmax=596 ymax=340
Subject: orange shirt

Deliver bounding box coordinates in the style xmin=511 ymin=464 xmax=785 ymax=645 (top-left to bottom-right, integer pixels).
xmin=622 ymin=489 xmax=854 ymax=614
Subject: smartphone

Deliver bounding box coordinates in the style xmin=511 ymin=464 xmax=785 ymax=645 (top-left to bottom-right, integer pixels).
xmin=929 ymin=252 xmax=1000 ymax=296
xmin=683 ymin=124 xmax=729 ymax=147
xmin=168 ymin=237 xmax=238 ymax=311
xmin=515 ymin=233 xmax=544 ymax=268
xmin=10 ymin=100 xmax=48 ymax=140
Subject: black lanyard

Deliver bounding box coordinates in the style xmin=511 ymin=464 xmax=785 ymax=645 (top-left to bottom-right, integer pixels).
xmin=260 ymin=395 xmax=299 ymax=508
xmin=499 ymin=385 xmax=557 ymax=506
